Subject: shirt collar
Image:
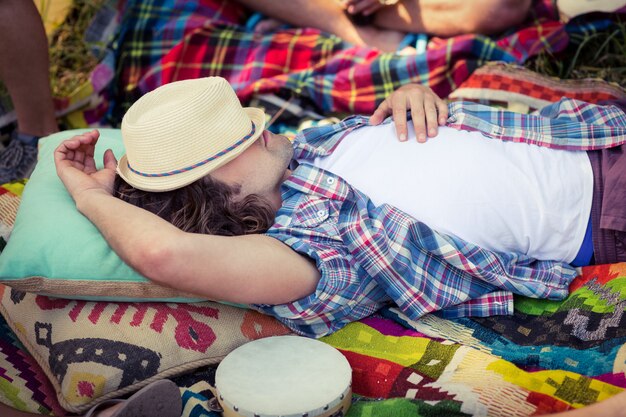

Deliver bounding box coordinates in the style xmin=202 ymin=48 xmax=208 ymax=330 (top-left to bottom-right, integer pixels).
xmin=281 ymin=163 xmax=351 ymax=201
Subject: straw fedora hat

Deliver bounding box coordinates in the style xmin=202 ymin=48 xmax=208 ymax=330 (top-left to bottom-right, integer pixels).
xmin=117 ymin=77 xmax=265 ymax=192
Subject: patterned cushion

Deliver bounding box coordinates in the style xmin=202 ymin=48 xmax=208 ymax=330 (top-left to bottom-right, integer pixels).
xmin=0 ymin=129 xmax=214 ymax=302
xmin=0 ymin=180 xmax=291 ymax=415
xmin=0 ymin=285 xmax=291 ymax=413
xmin=0 ymin=304 xmax=68 ymax=415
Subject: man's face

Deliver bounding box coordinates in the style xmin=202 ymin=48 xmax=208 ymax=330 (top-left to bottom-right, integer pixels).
xmin=210 ymin=130 xmax=293 ymax=210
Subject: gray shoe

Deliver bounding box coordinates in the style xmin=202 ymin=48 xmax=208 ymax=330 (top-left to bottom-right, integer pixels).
xmin=83 ymin=379 xmax=182 ymax=417
xmin=0 ymin=133 xmax=38 ymax=184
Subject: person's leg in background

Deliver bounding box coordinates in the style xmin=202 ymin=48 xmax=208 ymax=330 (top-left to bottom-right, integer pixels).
xmin=233 ymin=0 xmax=407 ymax=52
xmin=373 ymin=0 xmax=533 ymax=37
xmin=235 ymin=0 xmax=534 ymax=52
xmin=0 ymin=0 xmax=58 ymax=183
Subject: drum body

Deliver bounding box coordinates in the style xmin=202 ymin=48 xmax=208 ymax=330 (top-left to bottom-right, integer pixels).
xmin=215 ymin=336 xmax=352 ymax=417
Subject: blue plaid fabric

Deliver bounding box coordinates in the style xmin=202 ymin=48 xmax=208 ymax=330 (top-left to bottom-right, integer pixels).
xmin=253 ymin=98 xmax=626 ymax=337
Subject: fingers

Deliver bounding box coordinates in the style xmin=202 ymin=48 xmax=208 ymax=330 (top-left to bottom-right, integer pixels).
xmin=370 ymin=85 xmax=448 ymax=143
xmin=408 ymin=94 xmax=427 ymax=143
xmin=345 ymin=0 xmax=381 ymax=15
xmin=424 ymin=95 xmax=439 ymax=139
xmin=369 ymin=84 xmax=448 ymax=143
xmin=362 ymin=4 xmax=382 ymax=15
xmin=391 ymin=93 xmax=409 ymax=142
xmin=436 ymin=97 xmax=449 ymax=125
xmin=411 ymin=91 xmax=445 ymax=141
xmin=370 ymin=99 xmax=391 ymax=126
xmin=60 ymin=130 xmax=99 ymax=151
xmin=54 ymin=130 xmax=100 ymax=168
xmin=103 ymin=149 xmax=118 ymax=170
xmin=54 ymin=135 xmax=80 ymax=164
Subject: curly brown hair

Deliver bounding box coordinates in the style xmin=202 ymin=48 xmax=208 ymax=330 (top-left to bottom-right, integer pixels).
xmin=113 ymin=174 xmax=276 ymax=236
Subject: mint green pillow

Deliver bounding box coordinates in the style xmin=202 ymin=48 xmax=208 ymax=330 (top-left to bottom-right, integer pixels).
xmin=0 ymin=129 xmax=205 ymax=302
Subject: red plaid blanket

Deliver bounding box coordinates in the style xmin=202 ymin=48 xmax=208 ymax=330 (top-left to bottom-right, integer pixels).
xmin=111 ymin=0 xmax=570 ymax=121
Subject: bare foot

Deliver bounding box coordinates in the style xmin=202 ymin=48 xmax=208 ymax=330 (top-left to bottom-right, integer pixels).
xmin=251 ymin=15 xmax=404 ymax=53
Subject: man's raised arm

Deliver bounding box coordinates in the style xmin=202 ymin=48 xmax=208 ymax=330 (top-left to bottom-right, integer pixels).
xmin=54 ymin=130 xmax=320 ymax=305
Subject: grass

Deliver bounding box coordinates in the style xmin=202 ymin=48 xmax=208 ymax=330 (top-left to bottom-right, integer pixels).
xmin=524 ymin=17 xmax=626 ymax=86
xmin=0 ymin=0 xmax=105 ymax=140
xmin=46 ymin=0 xmax=106 ymax=97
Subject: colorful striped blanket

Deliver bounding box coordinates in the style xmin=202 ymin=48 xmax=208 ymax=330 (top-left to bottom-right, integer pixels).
xmin=163 ymin=264 xmax=626 ymax=417
xmin=134 ymin=264 xmax=626 ymax=416
xmin=4 ymin=263 xmax=616 ymax=416
xmin=1 ymin=262 xmax=625 ymax=416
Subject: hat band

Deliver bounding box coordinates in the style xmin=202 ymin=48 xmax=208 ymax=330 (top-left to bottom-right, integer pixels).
xmin=126 ymin=121 xmax=258 ymax=178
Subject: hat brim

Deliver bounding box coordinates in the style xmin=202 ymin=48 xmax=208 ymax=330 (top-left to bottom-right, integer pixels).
xmin=117 ymin=107 xmax=266 ymax=192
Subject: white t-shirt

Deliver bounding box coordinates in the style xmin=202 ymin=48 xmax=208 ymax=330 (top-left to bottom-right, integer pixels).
xmin=304 ymin=122 xmax=593 ymax=263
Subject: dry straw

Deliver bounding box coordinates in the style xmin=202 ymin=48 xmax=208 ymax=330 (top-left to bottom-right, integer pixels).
xmin=525 ymin=17 xmax=626 ymax=86
xmin=45 ymin=0 xmax=106 ymax=98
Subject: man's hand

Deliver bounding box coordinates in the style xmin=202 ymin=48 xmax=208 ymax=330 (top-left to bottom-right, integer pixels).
xmin=54 ymin=130 xmax=118 ymax=203
xmin=369 ymin=84 xmax=448 ymax=143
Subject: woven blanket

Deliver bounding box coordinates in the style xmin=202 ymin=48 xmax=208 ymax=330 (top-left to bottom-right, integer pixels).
xmin=109 ymin=0 xmax=596 ymax=122
xmin=451 ymin=62 xmax=626 ymax=112
xmin=1 ymin=178 xmax=623 ymax=415
xmin=346 ymin=267 xmax=626 ymax=415
xmin=2 ymin=261 xmax=625 ymax=416
xmin=0 ymin=313 xmax=67 ymax=416
xmin=171 ymin=263 xmax=626 ymax=417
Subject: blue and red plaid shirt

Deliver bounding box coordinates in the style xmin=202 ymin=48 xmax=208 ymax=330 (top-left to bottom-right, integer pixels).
xmin=253 ymin=98 xmax=626 ymax=337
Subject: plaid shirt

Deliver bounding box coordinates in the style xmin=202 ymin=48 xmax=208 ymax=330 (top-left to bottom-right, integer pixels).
xmin=253 ymin=98 xmax=626 ymax=337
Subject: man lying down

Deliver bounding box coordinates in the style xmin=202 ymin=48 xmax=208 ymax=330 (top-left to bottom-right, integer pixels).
xmin=55 ymin=77 xmax=626 ymax=338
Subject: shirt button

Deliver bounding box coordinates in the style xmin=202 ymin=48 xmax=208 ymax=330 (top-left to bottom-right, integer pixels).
xmin=326 ymin=177 xmax=335 ymax=185
xmin=317 ymin=210 xmax=326 ymax=218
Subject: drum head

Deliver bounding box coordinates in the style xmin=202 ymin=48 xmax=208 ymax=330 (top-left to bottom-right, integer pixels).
xmin=215 ymin=336 xmax=352 ymax=417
